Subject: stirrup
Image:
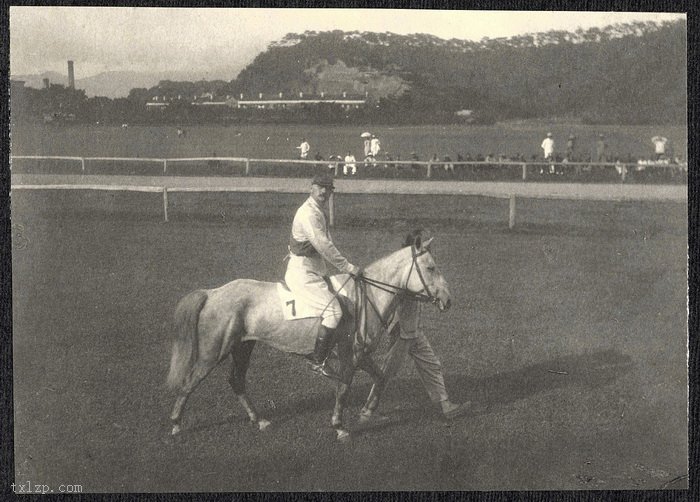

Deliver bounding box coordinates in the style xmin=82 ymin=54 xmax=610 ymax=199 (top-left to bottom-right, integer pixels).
xmin=308 ymin=360 xmax=341 ymax=382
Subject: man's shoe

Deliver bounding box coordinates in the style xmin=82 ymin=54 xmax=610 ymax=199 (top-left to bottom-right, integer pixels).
xmin=442 ymin=401 xmax=482 ymax=420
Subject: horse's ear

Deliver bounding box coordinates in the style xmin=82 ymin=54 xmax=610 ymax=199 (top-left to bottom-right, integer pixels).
xmin=413 ymin=234 xmax=422 ymax=250
xmin=422 ymin=237 xmax=434 ymax=250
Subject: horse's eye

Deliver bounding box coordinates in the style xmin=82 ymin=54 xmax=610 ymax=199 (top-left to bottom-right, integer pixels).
xmin=427 ymin=266 xmax=436 ymax=272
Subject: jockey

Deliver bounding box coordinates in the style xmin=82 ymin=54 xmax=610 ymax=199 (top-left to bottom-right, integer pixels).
xmin=285 ymin=173 xmax=360 ymax=379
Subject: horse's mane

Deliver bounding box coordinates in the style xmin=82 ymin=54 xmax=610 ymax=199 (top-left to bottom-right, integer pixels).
xmin=364 ymin=245 xmax=412 ymax=275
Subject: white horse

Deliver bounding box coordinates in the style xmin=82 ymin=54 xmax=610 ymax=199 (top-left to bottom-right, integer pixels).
xmin=166 ymin=234 xmax=451 ymax=441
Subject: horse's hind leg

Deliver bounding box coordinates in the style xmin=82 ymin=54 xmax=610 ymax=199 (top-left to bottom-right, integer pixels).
xmin=170 ymin=360 xmax=218 ymax=436
xmin=229 ymin=340 xmax=270 ymax=431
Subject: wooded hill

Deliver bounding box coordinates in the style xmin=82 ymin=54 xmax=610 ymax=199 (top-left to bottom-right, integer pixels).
xmin=231 ymin=20 xmax=686 ymax=124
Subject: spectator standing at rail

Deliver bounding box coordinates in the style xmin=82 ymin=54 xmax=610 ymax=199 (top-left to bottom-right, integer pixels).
xmin=363 ymin=136 xmax=372 ymax=159
xmin=565 ymin=134 xmax=576 ymax=161
xmin=443 ymin=155 xmax=454 ymax=175
xmin=370 ymin=135 xmax=381 ymax=158
xmin=614 ymin=157 xmax=628 ymax=179
xmin=652 ymin=136 xmax=668 ymax=161
xmin=343 ymin=151 xmax=357 ymax=176
xmin=594 ymin=134 xmax=607 ymax=163
xmin=541 ymin=132 xmax=555 ymax=161
xmin=359 ymin=229 xmax=476 ymax=423
xmin=410 ymin=152 xmax=421 ymax=171
xmin=328 ymin=154 xmax=343 ymax=174
xmin=314 ymin=152 xmax=324 ymax=162
xmin=296 ymin=138 xmax=311 ymax=159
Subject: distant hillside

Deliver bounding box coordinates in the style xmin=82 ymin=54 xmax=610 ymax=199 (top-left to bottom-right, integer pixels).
xmin=13 ymin=67 xmax=243 ymax=98
xmin=231 ymin=20 xmax=686 ymax=124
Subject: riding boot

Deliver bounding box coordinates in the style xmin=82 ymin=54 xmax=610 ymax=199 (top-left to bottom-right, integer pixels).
xmin=308 ymin=325 xmax=340 ymax=380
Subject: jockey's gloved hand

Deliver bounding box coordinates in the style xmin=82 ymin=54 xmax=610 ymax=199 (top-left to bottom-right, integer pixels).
xmin=349 ymin=264 xmax=362 ymax=278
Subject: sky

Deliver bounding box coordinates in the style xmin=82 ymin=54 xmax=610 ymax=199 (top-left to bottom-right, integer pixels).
xmin=10 ymin=7 xmax=686 ymax=78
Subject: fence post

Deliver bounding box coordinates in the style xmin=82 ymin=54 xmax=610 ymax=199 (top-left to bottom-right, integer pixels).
xmin=509 ymin=194 xmax=516 ymax=229
xmin=334 ymin=162 xmax=339 ymax=176
xmin=163 ymin=159 xmax=168 ymax=173
xmin=81 ymin=158 xmax=85 ymax=173
xmin=621 ymin=164 xmax=627 ymax=183
xmin=329 ymin=192 xmax=335 ymax=227
xmin=522 ymin=163 xmax=527 ymax=181
xmin=163 ymin=187 xmax=169 ymax=222
xmin=426 ymin=162 xmax=432 ymax=179
xmin=245 ymin=159 xmax=251 ymax=176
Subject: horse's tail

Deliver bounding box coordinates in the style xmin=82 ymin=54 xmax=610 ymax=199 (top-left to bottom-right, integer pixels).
xmin=166 ymin=289 xmax=208 ymax=390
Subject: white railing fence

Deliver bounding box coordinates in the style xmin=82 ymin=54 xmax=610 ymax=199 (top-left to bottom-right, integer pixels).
xmin=11 ymin=184 xmax=320 ymax=224
xmin=10 ymin=155 xmax=688 ymax=181
xmin=12 ymin=182 xmax=685 ymax=229
xmin=12 ymin=184 xmax=518 ymax=226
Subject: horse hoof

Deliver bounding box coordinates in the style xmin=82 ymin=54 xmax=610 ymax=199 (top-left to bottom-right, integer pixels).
xmin=258 ymin=419 xmax=272 ymax=431
xmin=336 ymin=429 xmax=351 ymax=442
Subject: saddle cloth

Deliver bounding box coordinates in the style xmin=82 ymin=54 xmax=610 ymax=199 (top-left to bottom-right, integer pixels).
xmin=276 ymin=277 xmax=351 ymax=321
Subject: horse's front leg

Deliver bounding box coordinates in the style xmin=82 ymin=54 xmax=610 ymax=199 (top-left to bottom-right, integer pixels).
xmin=332 ymin=340 xmax=355 ymax=442
xmin=358 ymin=355 xmax=386 ymax=417
xmin=332 ymin=378 xmax=354 ymax=442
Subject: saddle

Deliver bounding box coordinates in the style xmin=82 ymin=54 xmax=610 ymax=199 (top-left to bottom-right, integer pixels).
xmin=276 ymin=277 xmax=353 ymax=322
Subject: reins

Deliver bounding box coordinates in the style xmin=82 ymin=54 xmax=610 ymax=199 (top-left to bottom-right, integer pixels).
xmin=355 ymin=247 xmax=438 ymax=305
xmin=351 ymin=246 xmax=439 ymax=358
xmin=305 ymin=246 xmax=440 ymax=362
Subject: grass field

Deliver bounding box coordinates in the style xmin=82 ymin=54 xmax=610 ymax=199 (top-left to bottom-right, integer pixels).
xmin=11 ymin=190 xmax=687 ymax=491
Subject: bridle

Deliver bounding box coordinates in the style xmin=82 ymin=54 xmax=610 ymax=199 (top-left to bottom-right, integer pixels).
xmin=351 ymin=246 xmax=441 ymax=356
xmin=357 ymin=245 xmax=439 ymax=306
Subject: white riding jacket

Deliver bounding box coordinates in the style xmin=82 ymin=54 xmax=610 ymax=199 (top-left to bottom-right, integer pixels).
xmin=287 ymin=196 xmax=357 ymax=276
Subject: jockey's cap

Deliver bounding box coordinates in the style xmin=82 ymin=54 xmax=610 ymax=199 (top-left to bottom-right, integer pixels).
xmin=312 ymin=173 xmax=335 ymax=189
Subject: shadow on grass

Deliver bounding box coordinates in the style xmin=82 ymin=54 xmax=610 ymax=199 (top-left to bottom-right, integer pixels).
xmin=444 ymin=349 xmax=635 ymax=406
xmin=264 ymin=349 xmax=634 ymax=423
xmin=169 ymin=349 xmax=634 ymax=437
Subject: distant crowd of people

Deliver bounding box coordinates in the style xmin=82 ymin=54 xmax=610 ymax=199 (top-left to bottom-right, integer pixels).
xmin=539 ymin=132 xmax=682 ymax=164
xmin=297 ymin=133 xmax=384 ymax=176
xmin=289 ymin=131 xmax=685 ymax=178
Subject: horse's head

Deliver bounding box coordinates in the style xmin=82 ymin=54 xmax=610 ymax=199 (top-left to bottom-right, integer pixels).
xmin=405 ymin=236 xmax=452 ymax=312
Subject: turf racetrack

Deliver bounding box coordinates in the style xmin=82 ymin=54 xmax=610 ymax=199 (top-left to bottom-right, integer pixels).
xmin=11 ymin=189 xmax=687 ymax=491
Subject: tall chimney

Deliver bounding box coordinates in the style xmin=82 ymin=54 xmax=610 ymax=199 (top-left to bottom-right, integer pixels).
xmin=43 ymin=78 xmax=50 ymax=89
xmin=67 ymin=60 xmax=75 ymax=89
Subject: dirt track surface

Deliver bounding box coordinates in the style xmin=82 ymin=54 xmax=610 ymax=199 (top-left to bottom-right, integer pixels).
xmin=11 ymin=173 xmax=687 ymax=201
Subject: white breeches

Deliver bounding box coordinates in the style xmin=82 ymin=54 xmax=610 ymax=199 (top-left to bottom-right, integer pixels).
xmin=285 ymin=263 xmax=342 ymax=328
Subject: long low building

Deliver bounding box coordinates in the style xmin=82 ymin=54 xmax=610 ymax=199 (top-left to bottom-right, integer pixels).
xmin=233 ymin=98 xmax=365 ymax=109
xmin=146 ymin=93 xmax=366 ymax=110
